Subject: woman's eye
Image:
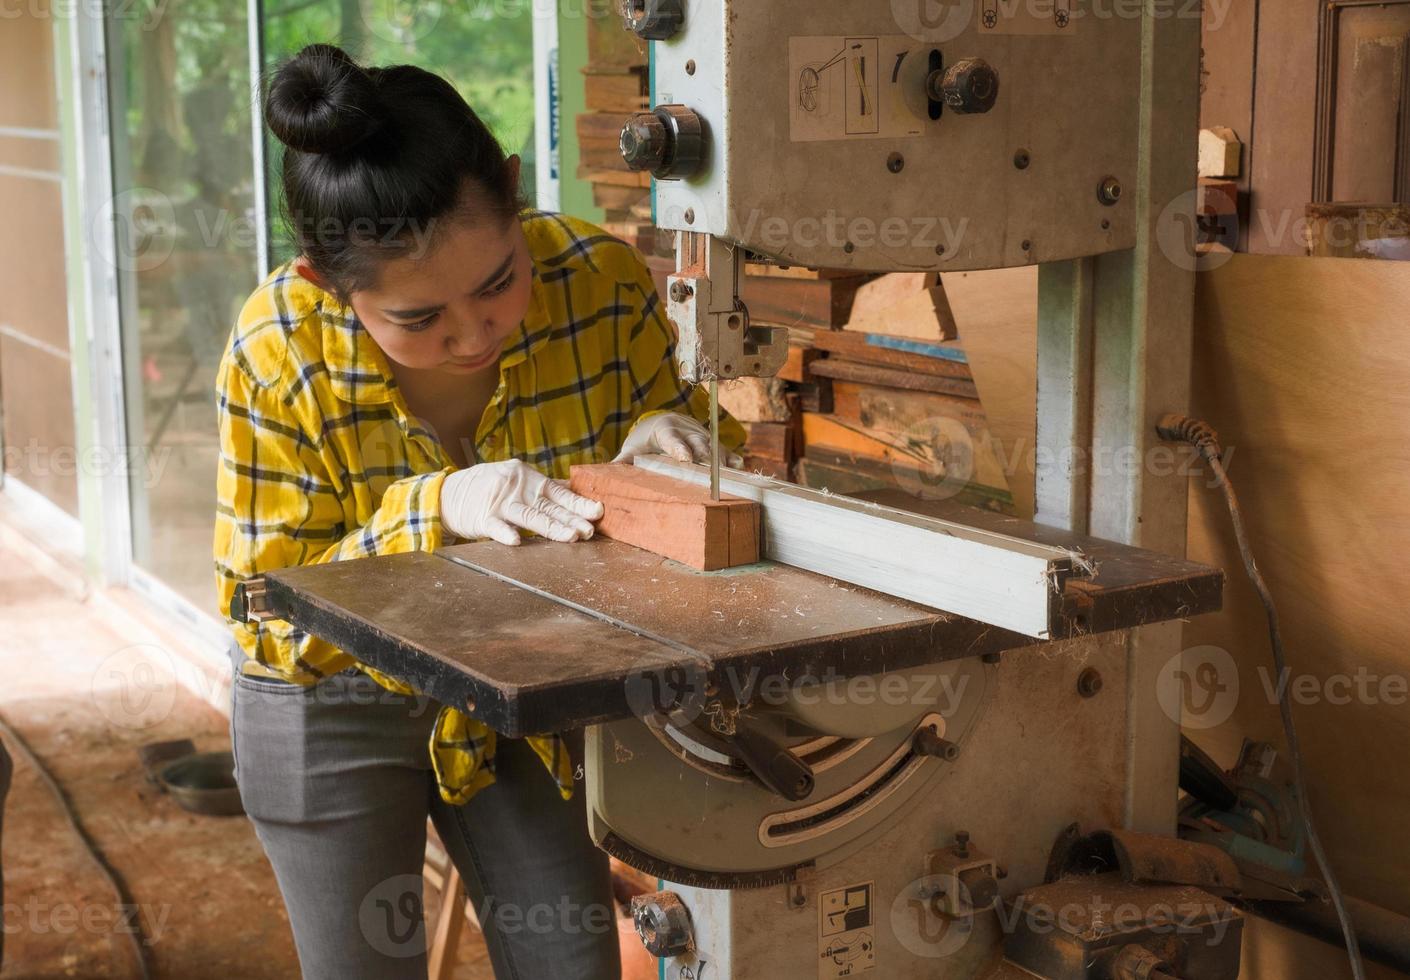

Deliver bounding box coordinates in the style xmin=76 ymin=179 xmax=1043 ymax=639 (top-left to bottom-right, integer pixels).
xmin=482 ymin=273 xmax=515 ymax=298
xmin=402 ymin=313 xmax=439 ymax=333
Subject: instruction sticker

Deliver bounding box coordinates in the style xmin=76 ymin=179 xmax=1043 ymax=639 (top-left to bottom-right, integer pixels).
xmin=818 ymin=881 xmax=876 ymax=978
xmin=789 ymin=36 xmax=929 ymax=143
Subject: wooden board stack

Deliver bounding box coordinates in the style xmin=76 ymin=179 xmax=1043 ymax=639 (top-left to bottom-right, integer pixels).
xmin=724 ymin=265 xmax=1033 ymax=515
xmin=579 ymin=11 xmax=657 ymax=255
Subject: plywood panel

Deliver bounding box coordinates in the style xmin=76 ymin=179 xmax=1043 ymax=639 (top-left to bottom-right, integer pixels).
xmin=942 ymin=266 xmax=1039 ymax=519
xmin=1185 ymin=254 xmax=1410 ymax=920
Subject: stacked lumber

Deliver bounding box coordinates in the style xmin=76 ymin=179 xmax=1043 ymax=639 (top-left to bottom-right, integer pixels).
xmin=728 ymin=267 xmax=1033 ymax=514
xmin=579 ymin=11 xmax=658 ymax=255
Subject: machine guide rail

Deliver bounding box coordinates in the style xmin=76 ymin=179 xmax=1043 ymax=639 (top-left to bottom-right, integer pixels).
xmin=241 ymin=496 xmax=1222 ymax=738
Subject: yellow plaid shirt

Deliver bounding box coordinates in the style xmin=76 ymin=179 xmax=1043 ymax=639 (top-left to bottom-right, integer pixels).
xmin=214 ymin=209 xmax=744 ymax=804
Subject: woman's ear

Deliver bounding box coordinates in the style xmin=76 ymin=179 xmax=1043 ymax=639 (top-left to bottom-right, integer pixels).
xmin=505 ymin=154 xmax=522 ymax=191
xmin=292 ymin=256 xmax=331 ymax=292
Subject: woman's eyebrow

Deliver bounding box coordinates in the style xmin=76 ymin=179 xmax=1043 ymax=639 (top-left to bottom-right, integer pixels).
xmin=380 ymin=254 xmax=516 ymax=319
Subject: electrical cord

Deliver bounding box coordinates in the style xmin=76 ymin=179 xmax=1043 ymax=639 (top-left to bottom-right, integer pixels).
xmin=0 ymin=710 xmax=153 ymax=979
xmin=1157 ymin=414 xmax=1366 ymax=980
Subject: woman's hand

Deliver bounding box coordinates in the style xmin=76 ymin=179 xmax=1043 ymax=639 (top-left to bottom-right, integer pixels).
xmin=613 ymin=412 xmax=743 ymax=467
xmin=440 ymin=460 xmax=603 ymax=546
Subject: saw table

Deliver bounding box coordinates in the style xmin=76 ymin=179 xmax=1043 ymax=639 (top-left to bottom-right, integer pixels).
xmin=259 ymin=495 xmax=1221 ymax=739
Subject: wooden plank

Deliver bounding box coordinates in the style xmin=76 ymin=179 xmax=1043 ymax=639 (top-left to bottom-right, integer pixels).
xmin=842 ymin=272 xmax=958 ymax=341
xmin=718 ymin=376 xmax=791 ymax=423
xmin=739 ymin=273 xmax=869 ymax=328
xmin=741 ymin=421 xmax=794 ymax=462
xmin=806 ymin=328 xmax=975 ymax=379
xmin=569 ymin=463 xmax=761 ymax=571
xmin=633 ymin=456 xmax=1084 ymax=638
xmin=809 ymin=357 xmax=979 ymax=399
xmin=777 ymin=344 xmax=821 ymax=383
xmin=1248 ymin=0 xmax=1322 ymax=254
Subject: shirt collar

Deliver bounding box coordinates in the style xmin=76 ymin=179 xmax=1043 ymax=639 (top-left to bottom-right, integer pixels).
xmin=319 ymin=256 xmax=553 ymax=406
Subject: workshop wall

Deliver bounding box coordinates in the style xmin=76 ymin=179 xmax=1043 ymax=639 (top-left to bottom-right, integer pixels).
xmin=0 ymin=1 xmax=77 ymax=516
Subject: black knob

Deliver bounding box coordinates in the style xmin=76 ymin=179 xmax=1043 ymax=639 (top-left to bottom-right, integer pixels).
xmin=623 ymin=0 xmax=683 ymax=41
xmin=935 ymin=58 xmax=1000 ymax=114
xmin=619 ymin=105 xmax=705 ymax=180
xmin=620 ymin=113 xmax=668 ymax=172
xmin=631 ymin=892 xmax=693 ymax=958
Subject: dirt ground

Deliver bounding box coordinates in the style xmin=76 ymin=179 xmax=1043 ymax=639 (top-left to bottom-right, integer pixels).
xmin=0 ymin=525 xmax=496 ymax=979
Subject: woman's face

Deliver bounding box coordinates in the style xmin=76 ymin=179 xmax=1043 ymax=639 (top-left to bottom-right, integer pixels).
xmin=336 ymin=210 xmax=535 ymax=376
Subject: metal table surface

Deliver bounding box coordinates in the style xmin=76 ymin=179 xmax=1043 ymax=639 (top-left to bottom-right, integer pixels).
xmin=263 ymin=503 xmax=1222 ymax=737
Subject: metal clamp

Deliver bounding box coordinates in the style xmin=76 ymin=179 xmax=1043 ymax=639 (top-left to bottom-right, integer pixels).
xmin=230 ymin=577 xmax=275 ymax=624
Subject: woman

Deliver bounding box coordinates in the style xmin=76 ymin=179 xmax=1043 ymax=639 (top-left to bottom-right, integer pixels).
xmin=215 ymin=44 xmax=743 ymax=979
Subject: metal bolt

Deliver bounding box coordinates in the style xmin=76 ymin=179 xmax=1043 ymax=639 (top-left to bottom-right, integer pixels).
xmin=1078 ymin=667 xmax=1103 ymax=698
xmin=1098 ymin=176 xmax=1122 ymax=205
xmin=843 ymin=241 xmax=855 ymax=253
xmin=914 ymin=726 xmax=960 ymax=762
xmin=1021 ymin=239 xmax=1033 ymax=252
xmin=1014 ymin=149 xmax=1031 ymax=170
xmin=684 ymin=207 xmax=695 ymax=224
xmin=887 ymin=152 xmax=905 ymax=173
xmin=668 ymin=281 xmax=693 ymax=302
xmin=685 ymin=59 xmax=696 ymax=76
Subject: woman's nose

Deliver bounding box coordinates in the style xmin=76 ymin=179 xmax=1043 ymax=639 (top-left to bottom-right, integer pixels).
xmin=445 ymin=318 xmax=492 ymax=357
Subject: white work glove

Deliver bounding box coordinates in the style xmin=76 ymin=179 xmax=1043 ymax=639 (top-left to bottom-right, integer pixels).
xmin=613 ymin=412 xmax=743 ymax=467
xmin=440 ymin=460 xmax=603 ymax=546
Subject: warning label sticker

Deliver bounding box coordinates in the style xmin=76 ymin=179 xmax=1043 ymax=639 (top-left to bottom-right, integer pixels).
xmin=818 ymin=881 xmax=876 ymax=978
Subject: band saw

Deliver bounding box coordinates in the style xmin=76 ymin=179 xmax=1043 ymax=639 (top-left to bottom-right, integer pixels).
xmin=234 ymin=1 xmax=1234 ymax=975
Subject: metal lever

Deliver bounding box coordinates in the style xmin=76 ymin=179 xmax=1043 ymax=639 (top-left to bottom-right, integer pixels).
xmin=694 ymin=716 xmax=815 ymax=801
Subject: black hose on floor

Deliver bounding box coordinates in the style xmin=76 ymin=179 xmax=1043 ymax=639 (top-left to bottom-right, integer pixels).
xmin=0 ymin=710 xmax=153 ymax=979
xmin=1157 ymin=414 xmax=1366 ymax=980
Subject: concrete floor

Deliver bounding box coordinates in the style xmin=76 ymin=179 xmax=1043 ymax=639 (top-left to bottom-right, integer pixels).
xmin=0 ymin=522 xmax=497 ymax=978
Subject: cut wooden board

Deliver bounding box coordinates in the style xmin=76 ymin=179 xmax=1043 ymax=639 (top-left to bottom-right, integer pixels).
xmin=633 ymin=456 xmax=1085 ymax=638
xmin=569 ymin=464 xmax=760 ymax=571
xmin=718 ymin=376 xmax=791 ymax=423
xmin=842 ymin=273 xmax=958 ymax=341
xmin=1198 ymin=126 xmax=1242 ymax=178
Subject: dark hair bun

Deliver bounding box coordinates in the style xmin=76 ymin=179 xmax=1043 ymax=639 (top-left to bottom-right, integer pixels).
xmin=265 ymin=44 xmax=383 ymax=155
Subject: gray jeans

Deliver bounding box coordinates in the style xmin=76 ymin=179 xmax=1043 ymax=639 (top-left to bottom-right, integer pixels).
xmin=229 ymin=658 xmax=619 ymax=980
